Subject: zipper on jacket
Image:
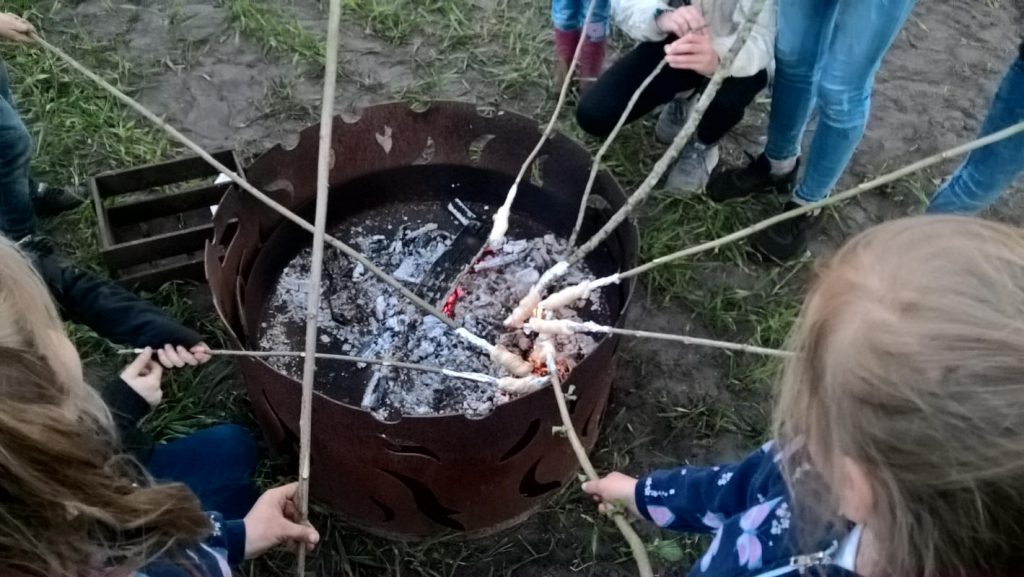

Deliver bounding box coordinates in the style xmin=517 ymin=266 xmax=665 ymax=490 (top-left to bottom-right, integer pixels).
xmin=749 ymin=542 xmax=838 ymax=577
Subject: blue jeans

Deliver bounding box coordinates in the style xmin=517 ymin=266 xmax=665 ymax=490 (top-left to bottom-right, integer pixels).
xmin=764 ymin=0 xmax=916 ymax=203
xmin=551 ymin=0 xmax=610 ymax=39
xmin=146 ymin=424 xmax=260 ymax=520
xmin=927 ymin=56 xmax=1024 ymax=214
xmin=0 ymin=60 xmax=36 ymax=240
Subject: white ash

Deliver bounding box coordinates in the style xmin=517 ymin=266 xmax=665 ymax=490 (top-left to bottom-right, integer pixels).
xmin=258 ymin=218 xmax=610 ymax=420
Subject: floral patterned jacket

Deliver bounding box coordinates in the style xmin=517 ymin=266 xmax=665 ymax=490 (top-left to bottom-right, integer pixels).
xmin=635 ymin=442 xmax=859 ymax=577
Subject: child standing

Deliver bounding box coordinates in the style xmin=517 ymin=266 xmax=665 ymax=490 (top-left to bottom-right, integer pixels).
xmin=0 ymin=237 xmax=318 ymax=576
xmin=585 ymin=216 xmax=1024 ymax=576
xmin=551 ymin=0 xmax=611 ymax=91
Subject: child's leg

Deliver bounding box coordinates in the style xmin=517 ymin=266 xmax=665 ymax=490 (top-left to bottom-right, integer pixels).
xmin=696 ymin=69 xmax=770 ymax=146
xmin=146 ymin=424 xmax=260 ymax=519
xmin=927 ymin=55 xmax=1024 ymax=215
xmin=790 ymin=0 xmax=917 ymax=204
xmin=763 ymin=0 xmax=840 ymax=168
xmin=577 ymin=39 xmax=704 ymax=136
xmin=579 ymin=0 xmax=611 ymax=82
xmin=0 ymin=61 xmax=36 ymax=241
xmin=550 ymin=0 xmax=583 ymax=34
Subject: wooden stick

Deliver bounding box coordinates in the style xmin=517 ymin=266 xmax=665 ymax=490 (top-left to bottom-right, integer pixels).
xmin=296 ymin=0 xmax=342 ymax=571
xmin=544 ymin=353 xmax=653 ymax=577
xmin=28 ymin=32 xmax=460 ymax=335
xmin=566 ymin=0 xmax=770 ymax=267
xmin=118 ymin=348 xmax=505 ymax=384
xmin=616 ymin=120 xmax=1024 ymax=279
xmin=487 ymin=0 xmax=597 ymax=248
xmin=526 ymin=319 xmax=792 ymax=358
xmin=567 ymin=60 xmax=669 ymax=249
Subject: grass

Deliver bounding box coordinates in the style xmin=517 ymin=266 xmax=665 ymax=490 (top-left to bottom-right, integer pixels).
xmin=3 ymin=0 xmax=911 ymax=575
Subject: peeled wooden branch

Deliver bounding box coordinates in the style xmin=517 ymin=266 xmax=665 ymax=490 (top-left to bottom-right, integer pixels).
xmin=487 ymin=0 xmax=598 ymax=249
xmin=526 ymin=318 xmax=791 ymax=358
xmin=295 ymin=1 xmax=343 ymax=571
xmin=118 ymin=348 xmax=521 ymax=385
xmin=567 ymin=60 xmax=669 ymax=249
xmin=544 ymin=353 xmax=653 ymax=577
xmin=566 ymin=0 xmax=770 ymax=267
xmin=28 ymin=32 xmax=485 ymax=344
xmin=614 ymin=119 xmax=1024 ymax=278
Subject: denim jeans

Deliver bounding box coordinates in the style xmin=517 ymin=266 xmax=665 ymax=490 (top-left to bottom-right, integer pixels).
xmin=551 ymin=0 xmax=611 ymax=39
xmin=0 ymin=60 xmax=36 ymax=240
xmin=146 ymin=424 xmax=261 ymax=520
xmin=927 ymin=56 xmax=1024 ymax=215
xmin=764 ymin=0 xmax=916 ymax=203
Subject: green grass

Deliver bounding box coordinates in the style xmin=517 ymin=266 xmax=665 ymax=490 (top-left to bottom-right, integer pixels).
xmin=218 ymin=0 xmax=327 ymax=67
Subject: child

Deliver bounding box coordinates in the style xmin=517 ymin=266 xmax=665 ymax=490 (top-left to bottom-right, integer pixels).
xmin=584 ymin=216 xmax=1024 ymax=576
xmin=707 ymin=0 xmax=916 ymax=261
xmin=0 ymin=237 xmax=319 ymax=576
xmin=576 ymin=0 xmax=775 ymax=193
xmin=0 ymin=12 xmax=85 ymax=242
xmin=551 ymin=0 xmax=611 ymax=91
xmin=927 ymin=39 xmax=1024 ymax=214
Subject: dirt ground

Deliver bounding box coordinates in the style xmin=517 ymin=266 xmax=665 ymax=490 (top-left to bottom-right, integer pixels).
xmin=24 ymin=0 xmax=1024 ymax=575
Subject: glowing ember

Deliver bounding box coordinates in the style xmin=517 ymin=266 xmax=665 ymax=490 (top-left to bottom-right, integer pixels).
xmin=442 ymin=287 xmax=466 ymax=318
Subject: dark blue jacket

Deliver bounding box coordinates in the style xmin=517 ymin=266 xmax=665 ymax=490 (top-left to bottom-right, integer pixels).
xmin=636 ymin=442 xmax=860 ymax=577
xmin=134 ymin=512 xmax=243 ymax=577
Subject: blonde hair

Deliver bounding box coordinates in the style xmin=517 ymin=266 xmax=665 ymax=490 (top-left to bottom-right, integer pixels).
xmin=775 ymin=215 xmax=1024 ymax=576
xmin=0 ymin=238 xmax=211 ymax=576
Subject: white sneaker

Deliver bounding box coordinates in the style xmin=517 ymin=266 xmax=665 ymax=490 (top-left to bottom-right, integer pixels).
xmin=655 ymin=93 xmax=691 ymax=145
xmin=665 ymin=141 xmax=720 ymax=195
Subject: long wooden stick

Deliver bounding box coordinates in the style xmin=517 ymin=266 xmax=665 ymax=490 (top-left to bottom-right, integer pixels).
xmin=567 ymin=0 xmax=769 ymax=267
xmin=486 ymin=0 xmax=597 ymax=248
xmin=28 ymin=33 xmax=459 ymax=334
xmin=544 ymin=353 xmax=653 ymax=577
xmin=615 ymin=120 xmax=1024 ymax=279
xmin=118 ymin=348 xmax=507 ymax=384
xmin=526 ymin=318 xmax=791 ymax=357
xmin=567 ymin=60 xmax=668 ymax=249
xmin=295 ymin=0 xmax=343 ymax=571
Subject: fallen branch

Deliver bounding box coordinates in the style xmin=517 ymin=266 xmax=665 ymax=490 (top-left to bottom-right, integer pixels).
xmin=295 ymin=0 xmax=343 ymax=571
xmin=567 ymin=60 xmax=669 ymax=249
xmin=526 ymin=318 xmax=791 ymax=358
xmin=544 ymin=352 xmax=653 ymax=577
xmin=488 ymin=0 xmax=597 ymax=248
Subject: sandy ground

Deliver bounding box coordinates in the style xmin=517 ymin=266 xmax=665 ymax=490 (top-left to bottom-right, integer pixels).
xmin=37 ymin=0 xmax=1023 ymax=574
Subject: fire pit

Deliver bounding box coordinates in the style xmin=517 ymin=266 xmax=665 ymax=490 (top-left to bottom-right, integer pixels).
xmin=205 ymin=101 xmax=638 ymax=538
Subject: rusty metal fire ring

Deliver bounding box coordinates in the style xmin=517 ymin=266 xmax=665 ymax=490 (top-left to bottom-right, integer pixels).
xmin=205 ymin=101 xmax=639 ymax=539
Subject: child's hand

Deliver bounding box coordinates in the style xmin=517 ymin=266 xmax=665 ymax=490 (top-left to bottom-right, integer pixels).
xmin=0 ymin=13 xmax=35 ymax=43
xmin=656 ymin=6 xmax=705 ymax=38
xmin=582 ymin=472 xmax=640 ymax=517
xmin=665 ymin=30 xmax=719 ymax=77
xmin=120 ymin=348 xmax=164 ymax=407
xmin=156 ymin=343 xmax=210 ymax=368
xmin=243 ymin=483 xmax=320 ymax=559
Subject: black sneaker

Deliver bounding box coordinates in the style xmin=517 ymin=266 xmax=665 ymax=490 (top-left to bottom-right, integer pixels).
xmin=706 ymin=153 xmax=798 ymax=203
xmin=32 ymin=182 xmax=86 ymax=216
xmin=750 ymin=201 xmax=822 ymax=262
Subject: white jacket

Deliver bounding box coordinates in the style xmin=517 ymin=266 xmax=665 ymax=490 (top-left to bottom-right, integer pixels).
xmin=611 ymin=0 xmax=776 ymax=78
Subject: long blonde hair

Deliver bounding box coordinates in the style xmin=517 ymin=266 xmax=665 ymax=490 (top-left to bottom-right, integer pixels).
xmin=0 ymin=239 xmax=211 ymax=576
xmin=775 ymin=215 xmax=1024 ymax=577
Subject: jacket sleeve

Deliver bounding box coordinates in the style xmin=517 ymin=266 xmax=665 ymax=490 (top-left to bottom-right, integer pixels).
xmin=711 ymin=0 xmax=776 ymax=78
xmin=31 ymin=252 xmax=203 ymax=349
xmin=101 ymin=376 xmax=155 ymax=463
xmin=633 ymin=442 xmax=786 ymax=533
xmin=612 ymin=0 xmax=674 ymax=42
xmin=137 ymin=513 xmax=243 ymax=577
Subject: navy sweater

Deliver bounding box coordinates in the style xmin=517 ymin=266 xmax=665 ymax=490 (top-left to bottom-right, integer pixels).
xmin=636 ymin=442 xmax=859 ymax=577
